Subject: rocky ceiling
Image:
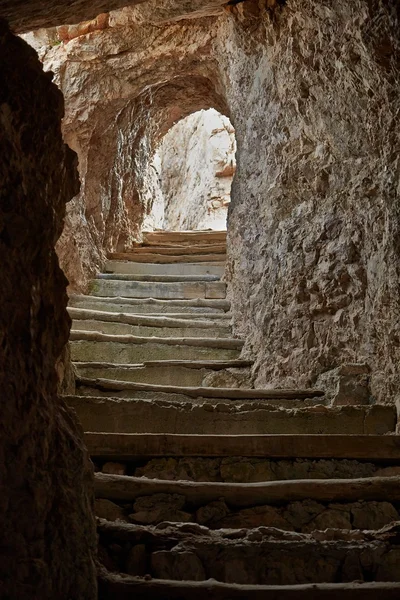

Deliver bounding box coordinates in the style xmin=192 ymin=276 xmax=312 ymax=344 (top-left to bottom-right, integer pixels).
xmin=1 ymin=0 xmax=226 ymax=33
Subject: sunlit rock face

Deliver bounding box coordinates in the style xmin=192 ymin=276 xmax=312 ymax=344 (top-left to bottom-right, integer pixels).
xmin=143 ymin=109 xmax=236 ymax=231
xmin=0 ymin=21 xmax=97 ymax=599
xmin=21 ymin=0 xmax=400 ymax=402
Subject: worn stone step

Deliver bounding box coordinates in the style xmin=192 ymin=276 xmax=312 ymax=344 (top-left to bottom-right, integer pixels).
xmin=83 ymin=432 xmax=400 ymax=461
xmin=73 ymin=360 xmax=252 ymax=387
xmin=95 ymin=454 xmax=400 ymax=483
xmin=71 ymin=320 xmax=232 ymax=339
xmin=94 ymin=479 xmax=400 ymax=535
xmin=76 ymin=377 xmax=324 ymax=401
xmin=97 ymin=522 xmax=400 ymax=584
xmin=142 ymin=230 xmax=227 ymax=246
xmin=70 ymin=334 xmax=242 ymax=363
xmin=124 ymin=244 xmax=226 ymax=256
xmin=105 ymin=260 xmax=225 ymax=277
xmin=97 ymin=273 xmax=221 ymax=282
xmin=109 ymin=252 xmax=226 ymax=264
xmin=68 ymin=307 xmax=231 ymax=329
xmin=94 ymin=472 xmax=400 ymax=506
xmin=69 ymin=295 xmax=230 ymax=315
xmin=89 ymin=279 xmax=226 ymax=300
xmin=98 ymin=574 xmax=400 ymax=600
xmin=66 ymin=396 xmax=396 ymax=434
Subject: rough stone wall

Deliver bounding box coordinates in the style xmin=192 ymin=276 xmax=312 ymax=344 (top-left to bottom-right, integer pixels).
xmin=217 ymin=0 xmax=400 ymax=402
xmin=22 ymin=0 xmax=400 ymax=402
xmin=0 ymin=22 xmax=97 ymax=599
xmin=145 ymin=108 xmax=236 ymax=231
xmin=35 ymin=15 xmax=228 ymax=290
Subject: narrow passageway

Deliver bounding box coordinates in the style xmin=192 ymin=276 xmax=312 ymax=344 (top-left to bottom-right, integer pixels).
xmin=66 ymin=229 xmax=400 ymax=596
xmin=1 ymin=1 xmax=400 ymax=598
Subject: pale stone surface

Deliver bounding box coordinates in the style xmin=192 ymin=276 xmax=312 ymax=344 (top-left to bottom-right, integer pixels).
xmin=143 ymin=109 xmax=236 ymax=232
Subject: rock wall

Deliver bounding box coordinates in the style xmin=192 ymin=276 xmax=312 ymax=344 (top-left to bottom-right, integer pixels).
xmin=34 ymin=13 xmax=228 ymax=290
xmin=0 ymin=22 xmax=97 ymax=599
xmin=23 ymin=0 xmax=400 ymax=401
xmin=217 ymin=0 xmax=400 ymax=402
xmin=145 ymin=109 xmax=236 ymax=231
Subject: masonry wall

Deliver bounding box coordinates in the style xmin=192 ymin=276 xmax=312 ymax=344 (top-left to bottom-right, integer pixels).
xmin=0 ymin=22 xmax=97 ymax=599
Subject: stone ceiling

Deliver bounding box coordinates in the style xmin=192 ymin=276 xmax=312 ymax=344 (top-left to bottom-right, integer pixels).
xmin=1 ymin=0 xmax=226 ymax=33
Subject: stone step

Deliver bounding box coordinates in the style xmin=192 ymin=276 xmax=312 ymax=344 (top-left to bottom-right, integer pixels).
xmin=142 ymin=230 xmax=227 ymax=246
xmin=95 ymin=454 xmax=400 ymax=483
xmin=94 ymin=471 xmax=400 ymax=508
xmin=69 ymin=295 xmax=230 ymax=315
xmin=123 ymin=244 xmax=226 ymax=256
xmin=105 ymin=260 xmax=225 ymax=277
xmin=68 ymin=307 xmax=231 ymax=329
xmin=76 ymin=377 xmax=324 ymax=401
xmin=97 ymin=522 xmax=400 ymax=584
xmin=89 ymin=279 xmax=226 ymax=300
xmin=109 ymin=252 xmax=226 ymax=264
xmin=98 ymin=574 xmax=400 ymax=600
xmin=70 ymin=334 xmax=242 ymax=363
xmin=83 ymin=432 xmax=400 ymax=461
xmin=66 ymin=396 xmax=396 ymax=434
xmin=97 ymin=273 xmax=221 ymax=282
xmin=71 ymin=320 xmax=232 ymax=339
xmin=96 ymin=487 xmax=400 ymax=532
xmin=73 ymin=360 xmax=252 ymax=387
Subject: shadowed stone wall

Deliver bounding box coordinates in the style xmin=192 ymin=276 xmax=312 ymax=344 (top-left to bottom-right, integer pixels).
xmin=0 ymin=22 xmax=97 ymax=599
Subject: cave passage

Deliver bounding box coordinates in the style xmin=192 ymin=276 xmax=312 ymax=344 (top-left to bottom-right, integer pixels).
xmin=1 ymin=1 xmax=400 ymax=599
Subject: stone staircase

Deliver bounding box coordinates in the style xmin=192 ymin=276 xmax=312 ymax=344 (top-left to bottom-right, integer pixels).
xmin=66 ymin=230 xmax=400 ymax=599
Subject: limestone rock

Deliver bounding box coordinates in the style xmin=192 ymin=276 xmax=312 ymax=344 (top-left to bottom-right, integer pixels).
xmin=144 ymin=109 xmax=236 ymax=232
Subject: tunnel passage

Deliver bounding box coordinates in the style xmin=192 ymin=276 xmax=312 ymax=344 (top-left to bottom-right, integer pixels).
xmin=1 ymin=0 xmax=400 ymax=598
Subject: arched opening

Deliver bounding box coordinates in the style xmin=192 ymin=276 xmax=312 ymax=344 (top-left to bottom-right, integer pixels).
xmin=142 ymin=108 xmax=236 ymax=232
